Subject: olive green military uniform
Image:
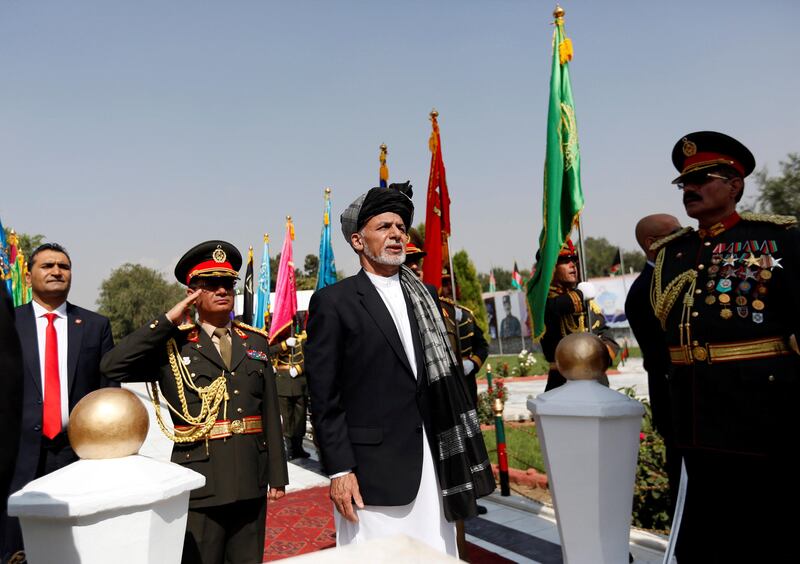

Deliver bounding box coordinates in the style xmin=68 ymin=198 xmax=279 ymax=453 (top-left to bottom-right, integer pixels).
xmin=440 ymin=298 xmax=489 ymax=406
xmin=269 ymin=331 xmax=309 ymax=459
xmin=100 ymin=317 xmax=288 ymax=564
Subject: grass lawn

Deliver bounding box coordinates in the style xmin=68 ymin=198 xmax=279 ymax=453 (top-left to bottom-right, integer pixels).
xmin=481 ymin=425 xmax=546 ymax=473
xmin=477 ymin=347 xmax=642 ymax=380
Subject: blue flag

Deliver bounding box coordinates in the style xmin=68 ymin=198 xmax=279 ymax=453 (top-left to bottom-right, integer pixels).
xmin=255 ymin=235 xmax=271 ymax=329
xmin=316 ymin=189 xmax=337 ymax=290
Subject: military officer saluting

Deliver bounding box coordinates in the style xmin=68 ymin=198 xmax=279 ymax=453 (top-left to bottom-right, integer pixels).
xmin=269 ymin=324 xmax=309 ymax=459
xmin=652 ymin=132 xmax=800 ymax=562
xmin=101 ymin=240 xmax=288 ymax=564
xmin=439 ymin=272 xmax=488 ymax=405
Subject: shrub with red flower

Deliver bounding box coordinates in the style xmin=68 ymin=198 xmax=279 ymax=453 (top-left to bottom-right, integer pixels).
xmin=477 ymin=378 xmax=506 ymax=424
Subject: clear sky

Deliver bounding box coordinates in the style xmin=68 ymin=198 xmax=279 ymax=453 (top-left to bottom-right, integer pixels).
xmin=2 ymin=0 xmax=799 ymax=307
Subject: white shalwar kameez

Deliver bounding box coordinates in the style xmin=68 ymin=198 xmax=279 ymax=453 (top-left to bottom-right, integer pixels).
xmin=333 ymin=271 xmax=457 ymax=556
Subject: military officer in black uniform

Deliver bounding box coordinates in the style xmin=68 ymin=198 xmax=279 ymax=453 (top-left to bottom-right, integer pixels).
xmin=440 ymin=273 xmax=489 ymax=406
xmin=101 ymin=241 xmax=288 ymax=564
xmin=269 ymin=324 xmax=309 ymax=460
xmin=540 ymin=238 xmax=619 ymax=391
xmin=652 ymin=132 xmax=800 ymax=563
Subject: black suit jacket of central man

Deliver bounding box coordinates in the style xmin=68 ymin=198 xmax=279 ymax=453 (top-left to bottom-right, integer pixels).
xmin=305 ymin=270 xmax=439 ymax=506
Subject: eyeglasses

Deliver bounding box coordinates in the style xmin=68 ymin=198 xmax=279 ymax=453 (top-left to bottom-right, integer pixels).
xmin=194 ymin=278 xmax=236 ymax=291
xmin=676 ymin=172 xmax=731 ymax=190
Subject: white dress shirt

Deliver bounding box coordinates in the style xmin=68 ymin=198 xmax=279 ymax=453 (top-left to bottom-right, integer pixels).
xmin=31 ymin=300 xmax=70 ymax=428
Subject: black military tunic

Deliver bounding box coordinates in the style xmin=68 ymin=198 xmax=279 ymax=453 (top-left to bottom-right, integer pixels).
xmin=652 ymin=212 xmax=800 ymax=562
xmin=440 ymin=298 xmax=489 ymax=406
xmin=541 ymin=285 xmax=619 ymax=391
xmin=269 ymin=332 xmax=308 ymax=457
xmin=100 ymin=316 xmax=288 ymax=563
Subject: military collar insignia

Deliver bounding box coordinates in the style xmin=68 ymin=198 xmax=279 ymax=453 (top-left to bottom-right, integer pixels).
xmin=186 ymin=328 xmax=199 ymax=343
xmin=234 ymin=327 xmax=248 ymax=340
xmin=698 ymin=212 xmax=741 ymax=239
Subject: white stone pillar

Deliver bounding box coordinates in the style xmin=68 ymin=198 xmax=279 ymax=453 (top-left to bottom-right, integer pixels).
xmin=7 ymin=388 xmax=205 ymax=564
xmin=527 ymin=333 xmax=644 ymax=564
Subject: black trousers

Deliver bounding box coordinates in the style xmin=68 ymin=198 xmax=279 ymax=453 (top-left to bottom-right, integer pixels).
xmin=2 ymin=433 xmax=75 ymax=561
xmin=676 ymin=450 xmax=797 ymax=563
xmin=182 ymin=497 xmax=267 ymax=564
xmin=278 ymin=394 xmax=307 ymax=443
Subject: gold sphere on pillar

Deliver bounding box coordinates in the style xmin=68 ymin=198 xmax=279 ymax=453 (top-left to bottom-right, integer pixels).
xmin=68 ymin=388 xmax=149 ymax=459
xmin=555 ymin=332 xmax=608 ymax=382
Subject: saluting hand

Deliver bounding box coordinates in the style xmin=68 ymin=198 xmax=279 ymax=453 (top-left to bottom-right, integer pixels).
xmin=330 ymin=473 xmax=364 ymax=523
xmin=166 ymin=289 xmax=202 ymax=325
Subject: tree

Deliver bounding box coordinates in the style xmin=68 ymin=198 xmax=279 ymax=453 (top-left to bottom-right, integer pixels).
xmin=303 ymin=254 xmax=319 ymax=278
xmin=753 ymin=153 xmax=800 ymax=219
xmin=3 ymin=228 xmax=45 ymax=259
xmin=478 ymin=267 xmax=513 ymax=291
xmin=452 ymin=250 xmax=488 ymax=334
xmin=97 ymin=263 xmax=186 ymax=341
xmin=622 ymin=250 xmax=646 ymax=275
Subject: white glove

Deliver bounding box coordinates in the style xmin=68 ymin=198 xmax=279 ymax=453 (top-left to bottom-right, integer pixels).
xmin=289 ymin=367 xmax=299 ymax=377
xmin=577 ymin=282 xmax=597 ymax=301
xmin=455 ymin=308 xmax=464 ymax=322
xmin=462 ymin=359 xmax=475 ymax=375
xmin=285 ymin=337 xmax=297 ymax=348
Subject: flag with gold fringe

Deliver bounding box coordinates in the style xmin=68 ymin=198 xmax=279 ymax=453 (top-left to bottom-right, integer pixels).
xmin=527 ymin=6 xmax=584 ymax=339
xmin=421 ymin=110 xmax=451 ymax=289
xmin=269 ymin=218 xmax=298 ymax=343
xmin=379 ymin=143 xmax=389 ymax=188
xmin=255 ymin=234 xmax=271 ymax=330
xmin=316 ymin=188 xmax=337 ymax=290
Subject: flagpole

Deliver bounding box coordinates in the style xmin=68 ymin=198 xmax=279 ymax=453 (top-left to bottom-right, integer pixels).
xmin=576 ymin=216 xmax=594 ymax=332
xmin=618 ymin=245 xmax=629 ymax=296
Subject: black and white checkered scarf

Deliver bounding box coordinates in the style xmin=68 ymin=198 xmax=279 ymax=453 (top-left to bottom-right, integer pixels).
xmin=399 ymin=265 xmax=495 ymax=521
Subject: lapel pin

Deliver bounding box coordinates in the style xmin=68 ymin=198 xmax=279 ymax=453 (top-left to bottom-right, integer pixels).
xmin=75 ymin=318 xmax=82 ymax=324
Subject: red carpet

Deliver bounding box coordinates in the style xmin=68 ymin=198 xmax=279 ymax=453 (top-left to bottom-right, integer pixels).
xmin=264 ymin=485 xmax=512 ymax=562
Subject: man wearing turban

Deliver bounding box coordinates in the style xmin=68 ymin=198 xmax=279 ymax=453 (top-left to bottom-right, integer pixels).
xmin=305 ymin=183 xmax=494 ymax=555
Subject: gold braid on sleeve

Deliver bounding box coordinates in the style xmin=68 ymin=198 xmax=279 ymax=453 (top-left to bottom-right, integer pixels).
xmin=148 ymin=338 xmax=229 ymax=444
xmin=650 ymin=248 xmax=698 ymax=331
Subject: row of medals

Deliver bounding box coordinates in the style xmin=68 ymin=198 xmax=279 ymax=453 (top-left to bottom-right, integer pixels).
xmin=702 ymin=252 xmax=777 ymax=323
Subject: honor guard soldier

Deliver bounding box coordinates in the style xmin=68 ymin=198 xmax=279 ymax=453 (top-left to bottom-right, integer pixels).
xmin=100 ymin=240 xmax=288 ymax=564
xmin=540 ymin=239 xmax=619 ymax=391
xmin=439 ymin=272 xmax=489 ymax=405
xmin=269 ymin=324 xmax=309 ymax=459
xmin=652 ymin=132 xmax=800 ymax=563
xmin=404 ymin=241 xmax=426 ymax=278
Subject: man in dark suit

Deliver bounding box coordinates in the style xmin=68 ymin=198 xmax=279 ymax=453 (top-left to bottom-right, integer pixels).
xmin=625 ymin=213 xmax=681 ymax=516
xmin=305 ymin=185 xmax=493 ymax=556
xmin=0 ymin=285 xmax=24 ymax=546
xmin=101 ymin=240 xmax=288 ymax=564
xmin=3 ymin=243 xmax=116 ymax=562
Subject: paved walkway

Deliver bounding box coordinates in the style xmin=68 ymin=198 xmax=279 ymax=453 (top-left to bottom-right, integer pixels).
xmin=480 ymin=357 xmax=650 ymax=421
xmin=279 ymin=440 xmax=672 ymax=564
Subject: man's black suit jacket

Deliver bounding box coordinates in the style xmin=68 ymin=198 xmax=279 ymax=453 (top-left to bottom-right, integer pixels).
xmin=10 ymin=302 xmax=116 ymax=493
xmin=624 ymin=264 xmax=671 ymax=440
xmin=305 ymin=269 xmax=438 ymax=506
xmin=0 ymin=288 xmax=23 ymax=520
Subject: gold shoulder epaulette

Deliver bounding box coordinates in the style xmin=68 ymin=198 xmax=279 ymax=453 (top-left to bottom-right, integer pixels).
xmin=233 ymin=320 xmax=270 ymax=339
xmin=457 ymin=303 xmax=475 ymax=316
xmin=650 ymin=226 xmax=694 ymax=253
xmin=177 ymin=322 xmax=196 ymax=331
xmin=739 ymin=211 xmax=798 ymax=227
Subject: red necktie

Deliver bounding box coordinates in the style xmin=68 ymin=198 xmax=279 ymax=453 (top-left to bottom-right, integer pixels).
xmin=43 ymin=313 xmax=62 ymax=439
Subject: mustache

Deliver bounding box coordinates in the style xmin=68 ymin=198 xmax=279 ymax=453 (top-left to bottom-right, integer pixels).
xmin=683 ymin=192 xmax=702 ymax=204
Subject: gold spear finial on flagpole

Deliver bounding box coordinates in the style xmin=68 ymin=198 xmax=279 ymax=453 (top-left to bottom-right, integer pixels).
xmin=553 ymin=5 xmax=565 ymax=18
xmin=430 ymin=108 xmax=439 ymax=119
xmin=325 ymin=187 xmax=331 ymax=194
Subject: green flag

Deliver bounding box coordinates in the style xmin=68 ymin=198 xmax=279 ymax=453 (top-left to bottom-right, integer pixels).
xmin=527 ymin=7 xmax=584 ymax=340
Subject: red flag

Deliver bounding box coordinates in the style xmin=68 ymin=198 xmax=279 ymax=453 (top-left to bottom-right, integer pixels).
xmin=269 ymin=218 xmax=298 ymax=344
xmin=422 ymin=110 xmax=451 ymax=289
